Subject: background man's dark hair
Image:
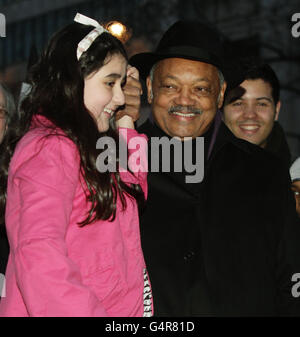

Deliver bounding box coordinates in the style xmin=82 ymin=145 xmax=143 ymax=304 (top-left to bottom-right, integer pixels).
xmin=240 ymin=59 xmax=280 ymax=104
xmin=224 ymin=58 xmax=280 ymax=106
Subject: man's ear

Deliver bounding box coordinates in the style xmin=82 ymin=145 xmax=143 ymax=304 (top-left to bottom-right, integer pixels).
xmin=146 ymin=76 xmax=153 ymax=104
xmin=275 ymin=101 xmax=281 ymax=121
xmin=217 ymin=81 xmax=227 ymax=109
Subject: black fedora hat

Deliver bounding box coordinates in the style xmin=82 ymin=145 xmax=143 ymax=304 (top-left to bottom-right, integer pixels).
xmin=130 ymin=20 xmax=243 ymax=90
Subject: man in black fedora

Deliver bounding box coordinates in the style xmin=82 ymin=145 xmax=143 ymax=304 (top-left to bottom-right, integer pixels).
xmin=130 ymin=20 xmax=300 ymax=316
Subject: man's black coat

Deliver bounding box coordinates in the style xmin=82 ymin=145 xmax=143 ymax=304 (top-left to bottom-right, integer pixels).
xmin=138 ymin=119 xmax=300 ymax=316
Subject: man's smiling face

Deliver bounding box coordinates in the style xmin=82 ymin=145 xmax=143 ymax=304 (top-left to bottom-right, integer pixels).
xmin=147 ymin=58 xmax=226 ymax=139
xmin=223 ymin=79 xmax=280 ymax=148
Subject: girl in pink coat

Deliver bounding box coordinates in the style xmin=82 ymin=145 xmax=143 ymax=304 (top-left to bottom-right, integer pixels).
xmin=0 ymin=13 xmax=152 ymax=317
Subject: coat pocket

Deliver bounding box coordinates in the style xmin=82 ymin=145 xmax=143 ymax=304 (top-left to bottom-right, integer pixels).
xmin=79 ymin=248 xmax=121 ymax=302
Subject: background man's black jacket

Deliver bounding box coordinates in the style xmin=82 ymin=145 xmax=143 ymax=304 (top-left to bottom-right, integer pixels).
xmin=265 ymin=121 xmax=292 ymax=169
xmin=138 ymin=119 xmax=300 ymax=316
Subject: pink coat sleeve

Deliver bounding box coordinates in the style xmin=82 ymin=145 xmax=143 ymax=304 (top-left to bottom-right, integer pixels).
xmin=8 ymin=135 xmax=108 ymax=316
xmin=118 ymin=128 xmax=148 ymax=198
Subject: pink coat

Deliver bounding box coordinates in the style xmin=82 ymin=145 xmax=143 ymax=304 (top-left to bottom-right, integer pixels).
xmin=0 ymin=116 xmax=152 ymax=317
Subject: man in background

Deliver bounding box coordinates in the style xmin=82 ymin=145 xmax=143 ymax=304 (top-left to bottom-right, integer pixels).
xmin=223 ymin=60 xmax=291 ymax=167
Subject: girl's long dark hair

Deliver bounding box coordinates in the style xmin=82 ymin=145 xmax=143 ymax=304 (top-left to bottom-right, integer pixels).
xmin=0 ymin=84 xmax=18 ymax=224
xmin=0 ymin=22 xmax=145 ymax=226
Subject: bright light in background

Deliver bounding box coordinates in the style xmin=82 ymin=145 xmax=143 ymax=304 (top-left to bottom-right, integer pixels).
xmin=109 ymin=22 xmax=124 ymax=36
xmin=105 ymin=21 xmax=131 ymax=43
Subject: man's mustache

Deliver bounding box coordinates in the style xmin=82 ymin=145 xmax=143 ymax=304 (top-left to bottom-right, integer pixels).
xmin=168 ymin=105 xmax=203 ymax=115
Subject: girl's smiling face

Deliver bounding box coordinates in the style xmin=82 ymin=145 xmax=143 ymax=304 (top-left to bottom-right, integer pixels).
xmin=84 ymin=53 xmax=127 ymax=132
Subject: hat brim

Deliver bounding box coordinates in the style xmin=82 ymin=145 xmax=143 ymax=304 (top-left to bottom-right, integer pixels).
xmin=130 ymin=50 xmax=244 ymax=90
xmin=130 ymin=49 xmax=223 ymax=79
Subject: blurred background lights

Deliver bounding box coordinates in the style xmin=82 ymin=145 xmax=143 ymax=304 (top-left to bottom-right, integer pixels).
xmin=105 ymin=21 xmax=131 ymax=43
xmin=109 ymin=22 xmax=124 ymax=36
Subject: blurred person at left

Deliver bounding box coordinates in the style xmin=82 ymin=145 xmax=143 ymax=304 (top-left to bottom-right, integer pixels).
xmin=0 ymin=83 xmax=17 ymax=277
xmin=290 ymin=157 xmax=300 ymax=218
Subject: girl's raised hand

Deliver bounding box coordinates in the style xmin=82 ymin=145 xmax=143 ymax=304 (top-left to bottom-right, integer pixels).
xmin=116 ymin=66 xmax=142 ymax=128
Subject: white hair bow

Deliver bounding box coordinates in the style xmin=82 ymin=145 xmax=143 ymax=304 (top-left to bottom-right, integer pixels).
xmin=74 ymin=13 xmax=108 ymax=60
